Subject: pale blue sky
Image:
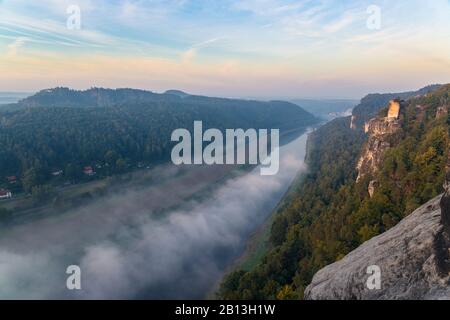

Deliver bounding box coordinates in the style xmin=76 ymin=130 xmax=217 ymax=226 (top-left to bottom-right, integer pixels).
xmin=0 ymin=0 xmax=449 ymax=98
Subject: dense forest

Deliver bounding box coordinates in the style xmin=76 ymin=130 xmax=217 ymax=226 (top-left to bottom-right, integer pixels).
xmin=0 ymin=88 xmax=317 ymax=194
xmin=219 ymin=84 xmax=450 ymax=300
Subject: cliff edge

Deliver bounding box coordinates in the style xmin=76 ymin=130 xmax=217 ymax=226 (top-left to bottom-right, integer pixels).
xmin=356 ymin=99 xmax=403 ymax=183
xmin=306 ymin=140 xmax=450 ymax=299
xmin=305 ymin=191 xmax=450 ymax=300
xmin=305 ymin=87 xmax=450 ymax=300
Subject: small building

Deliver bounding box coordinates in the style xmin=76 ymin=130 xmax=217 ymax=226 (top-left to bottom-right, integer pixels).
xmin=0 ymin=189 xmax=12 ymax=200
xmin=52 ymin=170 xmax=63 ymax=176
xmin=83 ymin=166 xmax=95 ymax=176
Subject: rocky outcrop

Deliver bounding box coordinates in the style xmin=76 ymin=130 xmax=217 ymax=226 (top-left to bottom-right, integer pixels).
xmin=350 ymin=115 xmax=357 ymax=130
xmin=350 ymin=85 xmax=440 ymax=130
xmin=387 ymin=100 xmax=401 ymax=119
xmin=368 ymin=180 xmax=379 ymax=198
xmin=436 ymin=93 xmax=449 ymax=119
xmin=437 ymin=106 xmax=448 ymax=119
xmin=304 ymin=194 xmax=450 ymax=300
xmin=356 ymin=101 xmax=403 ymax=183
xmin=305 ymin=148 xmax=450 ymax=300
xmin=439 ymin=152 xmax=450 ymax=258
xmin=305 ymin=86 xmax=450 ymax=300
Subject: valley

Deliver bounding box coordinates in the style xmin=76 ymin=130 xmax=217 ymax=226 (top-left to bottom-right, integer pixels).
xmin=0 ymin=125 xmax=313 ymax=299
xmin=1 ymin=0 xmax=450 ymax=306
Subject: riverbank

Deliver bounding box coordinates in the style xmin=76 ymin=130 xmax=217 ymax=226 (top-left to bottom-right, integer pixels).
xmin=225 ymin=125 xmax=325 ymax=275
xmin=206 ymin=128 xmax=317 ymax=299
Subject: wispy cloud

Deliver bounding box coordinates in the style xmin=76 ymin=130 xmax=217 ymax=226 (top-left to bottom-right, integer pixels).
xmin=0 ymin=0 xmax=449 ymax=97
xmin=6 ymin=36 xmax=26 ymax=57
xmin=323 ymin=14 xmax=355 ymax=33
xmin=232 ymin=0 xmax=308 ymax=16
xmin=0 ymin=10 xmax=115 ymax=48
xmin=181 ymin=37 xmax=227 ymax=61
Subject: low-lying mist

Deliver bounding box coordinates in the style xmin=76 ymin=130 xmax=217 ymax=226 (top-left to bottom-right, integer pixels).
xmin=0 ymin=132 xmax=309 ymax=299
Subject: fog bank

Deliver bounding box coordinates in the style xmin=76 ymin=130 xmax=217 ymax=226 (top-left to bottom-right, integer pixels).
xmin=0 ymin=131 xmax=309 ymax=299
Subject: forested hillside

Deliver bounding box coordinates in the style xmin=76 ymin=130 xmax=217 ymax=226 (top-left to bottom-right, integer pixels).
xmin=219 ymin=84 xmax=450 ymax=300
xmin=0 ymin=88 xmax=317 ymax=193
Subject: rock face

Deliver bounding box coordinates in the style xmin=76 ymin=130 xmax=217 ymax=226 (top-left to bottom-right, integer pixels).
xmin=304 ymin=195 xmax=450 ymax=300
xmin=304 ymin=86 xmax=450 ymax=300
xmin=387 ymin=99 xmax=401 ymax=119
xmin=436 ymin=105 xmax=448 ymax=119
xmin=356 ymin=103 xmax=403 ymax=182
xmin=350 ymin=85 xmax=440 ymax=130
xmin=440 ymin=152 xmax=450 ymax=250
xmin=350 ymin=115 xmax=357 ymax=130
xmin=306 ymin=150 xmax=450 ymax=300
xmin=367 ymin=180 xmax=379 ymax=198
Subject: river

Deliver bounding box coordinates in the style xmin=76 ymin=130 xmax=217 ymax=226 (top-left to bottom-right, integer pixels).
xmin=0 ymin=129 xmax=311 ymax=299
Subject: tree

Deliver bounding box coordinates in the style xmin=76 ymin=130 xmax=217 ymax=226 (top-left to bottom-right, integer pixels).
xmin=22 ymin=168 xmax=39 ymax=193
xmin=115 ymin=158 xmax=126 ymax=173
xmin=104 ymin=150 xmax=119 ymax=166
xmin=31 ymin=185 xmax=55 ymax=203
xmin=65 ymin=163 xmax=81 ymax=182
xmin=276 ymin=285 xmax=298 ymax=300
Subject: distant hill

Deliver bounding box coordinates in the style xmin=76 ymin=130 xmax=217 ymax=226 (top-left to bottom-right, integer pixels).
xmin=13 ymin=87 xmax=166 ymax=109
xmin=0 ymin=92 xmax=33 ymax=105
xmin=0 ymin=88 xmax=318 ymax=190
xmin=164 ymin=90 xmax=190 ymax=98
xmin=290 ymin=99 xmax=358 ymax=119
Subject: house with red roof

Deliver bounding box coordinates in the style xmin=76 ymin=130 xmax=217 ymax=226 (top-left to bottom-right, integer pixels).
xmin=83 ymin=166 xmax=95 ymax=176
xmin=0 ymin=189 xmax=12 ymax=200
xmin=6 ymin=176 xmax=17 ymax=184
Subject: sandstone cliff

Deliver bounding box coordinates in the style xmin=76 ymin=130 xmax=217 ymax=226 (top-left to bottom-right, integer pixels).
xmin=305 ymin=146 xmax=450 ymax=300
xmin=350 ymin=85 xmax=440 ymax=130
xmin=356 ymin=100 xmax=403 ymax=183
xmin=304 ymin=193 xmax=450 ymax=300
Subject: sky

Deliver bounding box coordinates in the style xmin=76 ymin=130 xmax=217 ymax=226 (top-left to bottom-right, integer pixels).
xmin=0 ymin=0 xmax=449 ymax=98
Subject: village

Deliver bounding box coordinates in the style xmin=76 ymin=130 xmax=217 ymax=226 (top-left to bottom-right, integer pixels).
xmin=0 ymin=175 xmax=16 ymax=200
xmin=0 ymin=163 xmax=142 ymax=202
xmin=0 ymin=158 xmax=160 ymax=225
